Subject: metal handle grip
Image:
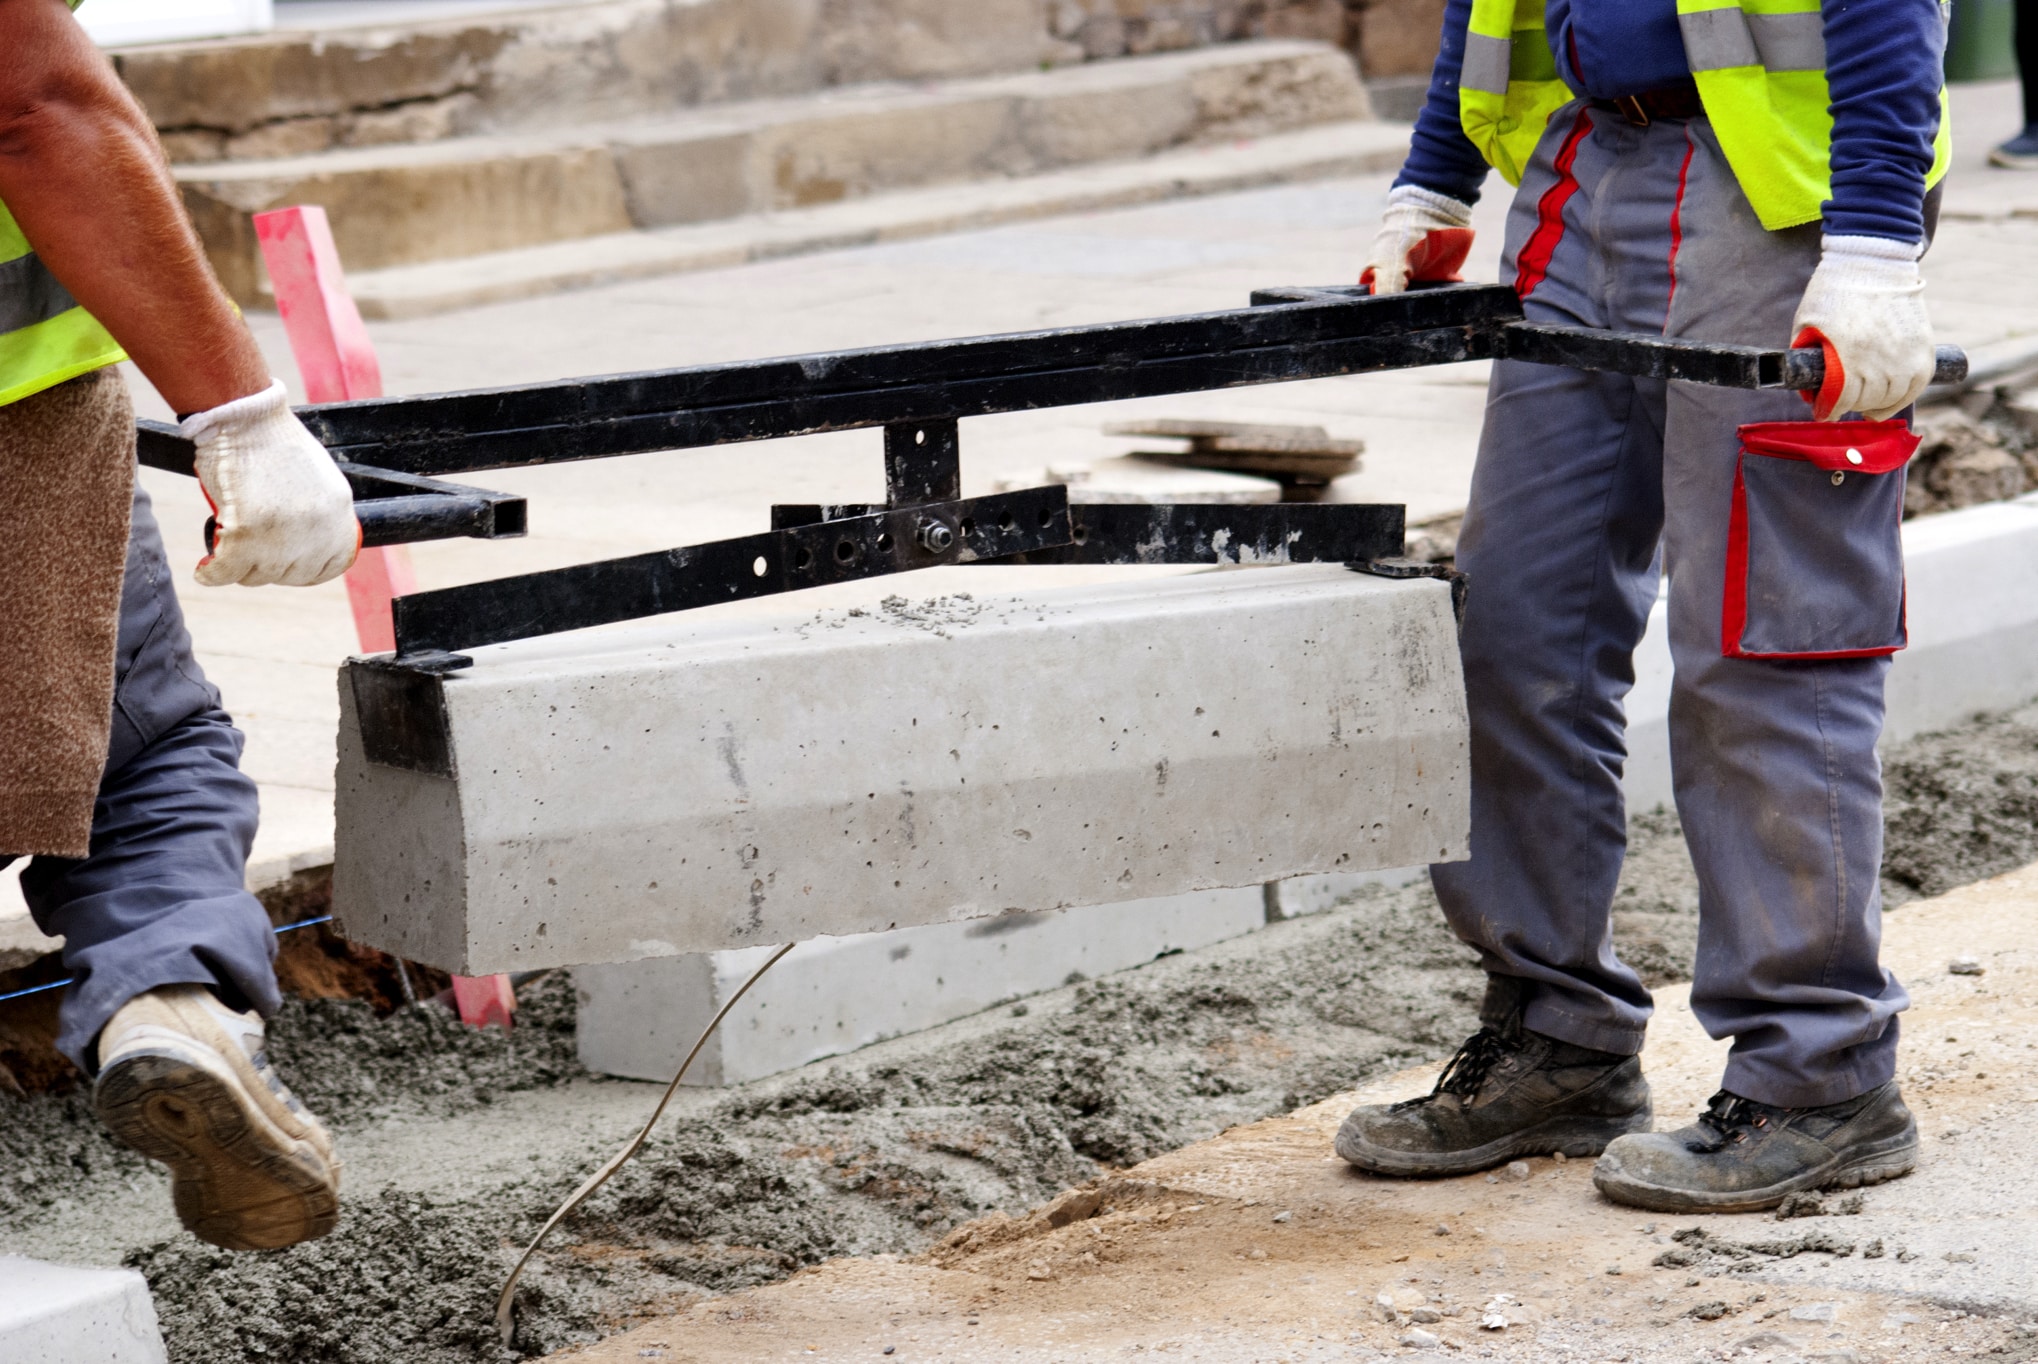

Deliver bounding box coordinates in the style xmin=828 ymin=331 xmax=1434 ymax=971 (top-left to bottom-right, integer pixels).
xmin=204 ymin=493 xmax=523 ymax=555
xmin=1781 ymin=344 xmax=1969 ymax=392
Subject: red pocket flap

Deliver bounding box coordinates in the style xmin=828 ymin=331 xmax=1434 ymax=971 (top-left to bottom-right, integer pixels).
xmin=1736 ymin=420 xmax=1919 ymax=474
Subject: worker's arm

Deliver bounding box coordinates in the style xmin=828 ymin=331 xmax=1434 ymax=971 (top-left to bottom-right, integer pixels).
xmin=1790 ymin=0 xmax=1945 ymax=421
xmin=0 ymin=0 xmax=262 ymax=413
xmin=0 ymin=0 xmax=357 ymax=586
xmin=1362 ymin=0 xmax=1484 ymax=295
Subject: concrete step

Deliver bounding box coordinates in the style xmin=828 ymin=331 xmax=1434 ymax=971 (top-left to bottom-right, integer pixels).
xmin=340 ymin=120 xmax=1410 ymax=318
xmin=175 ymin=40 xmax=1376 ymax=303
xmin=119 ymin=0 xmax=1382 ymax=162
xmin=0 ymin=1257 xmax=166 ymax=1363
xmin=332 ymin=567 xmax=1469 ymax=975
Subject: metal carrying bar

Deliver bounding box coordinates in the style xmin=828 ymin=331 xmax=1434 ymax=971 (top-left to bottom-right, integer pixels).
xmin=130 ymin=283 xmax=1967 ymax=667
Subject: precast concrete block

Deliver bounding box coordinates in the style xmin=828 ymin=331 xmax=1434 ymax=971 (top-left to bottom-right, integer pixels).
xmin=334 ymin=567 xmax=1468 ymax=974
xmin=0 ymin=1257 xmax=166 ymax=1363
xmin=574 ymin=885 xmax=1267 ymax=1084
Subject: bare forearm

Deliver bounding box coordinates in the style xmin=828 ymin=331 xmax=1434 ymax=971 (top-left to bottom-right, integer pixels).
xmin=0 ymin=0 xmax=267 ymax=414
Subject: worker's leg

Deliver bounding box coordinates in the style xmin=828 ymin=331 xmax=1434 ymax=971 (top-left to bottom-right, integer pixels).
xmin=1592 ymin=119 xmax=1916 ymax=1213
xmin=19 ymin=484 xmax=336 ymax=1251
xmin=1339 ymin=107 xmax=1688 ymax=1175
xmin=20 ymin=484 xmax=279 ymax=1072
xmin=1431 ymin=106 xmax=1692 ymax=1054
xmin=1655 ymin=123 xmax=1907 ymax=1109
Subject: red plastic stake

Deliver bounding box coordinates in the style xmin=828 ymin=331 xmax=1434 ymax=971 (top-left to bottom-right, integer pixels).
xmin=253 ymin=204 xmax=514 ymax=1029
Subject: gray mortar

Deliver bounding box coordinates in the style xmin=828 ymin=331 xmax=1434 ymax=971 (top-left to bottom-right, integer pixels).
xmin=7 ymin=702 xmax=2038 ymax=1362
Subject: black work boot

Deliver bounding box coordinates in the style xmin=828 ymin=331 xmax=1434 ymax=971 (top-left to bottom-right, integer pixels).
xmin=1592 ymin=1080 xmax=1918 ymax=1214
xmin=1335 ymin=1019 xmax=1652 ymax=1177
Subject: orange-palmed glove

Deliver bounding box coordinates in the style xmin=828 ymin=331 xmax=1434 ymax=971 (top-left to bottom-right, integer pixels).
xmin=1361 ymin=185 xmax=1476 ymax=295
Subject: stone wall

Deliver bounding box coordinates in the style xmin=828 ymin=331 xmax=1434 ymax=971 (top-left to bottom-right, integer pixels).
xmin=1048 ymin=0 xmax=1443 ymax=80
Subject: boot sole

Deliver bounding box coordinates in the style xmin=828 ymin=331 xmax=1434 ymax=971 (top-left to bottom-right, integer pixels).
xmin=95 ymin=1051 xmax=339 ymax=1251
xmin=1590 ymin=1129 xmax=1920 ymax=1215
xmin=1337 ymin=1108 xmax=1655 ymax=1178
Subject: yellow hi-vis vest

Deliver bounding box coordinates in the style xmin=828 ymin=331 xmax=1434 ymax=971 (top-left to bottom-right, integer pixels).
xmin=0 ymin=0 xmax=126 ymax=408
xmin=1457 ymin=0 xmax=1953 ymax=232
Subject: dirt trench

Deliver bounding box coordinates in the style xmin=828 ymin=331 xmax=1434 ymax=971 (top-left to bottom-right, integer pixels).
xmin=4 ymin=703 xmax=2038 ymax=1362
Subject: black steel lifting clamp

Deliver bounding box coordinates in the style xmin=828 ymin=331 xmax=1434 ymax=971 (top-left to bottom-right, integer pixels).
xmin=132 ymin=282 xmax=1965 ymax=673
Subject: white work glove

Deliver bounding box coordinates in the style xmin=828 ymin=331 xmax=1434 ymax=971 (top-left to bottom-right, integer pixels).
xmin=1362 ymin=184 xmax=1476 ymax=296
xmin=181 ymin=379 xmax=360 ymax=587
xmin=1790 ymin=235 xmax=1935 ymax=422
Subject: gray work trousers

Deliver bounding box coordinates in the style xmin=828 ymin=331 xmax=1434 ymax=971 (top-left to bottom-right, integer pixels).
xmin=1430 ymin=106 xmax=1909 ymax=1108
xmin=5 ymin=485 xmax=278 ymax=1070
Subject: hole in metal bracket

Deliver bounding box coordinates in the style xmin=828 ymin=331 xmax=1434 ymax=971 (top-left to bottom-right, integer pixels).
xmin=795 ymin=547 xmax=813 ymax=570
xmin=752 ymin=556 xmax=768 ymax=577
xmin=876 ymin=532 xmax=893 ymax=552
xmin=997 ymin=511 xmax=1015 ymax=532
xmin=835 ymin=539 xmax=857 ymax=563
xmin=1037 ymin=508 xmax=1053 ymax=528
xmin=915 ymin=429 xmax=927 ymax=446
xmin=960 ymin=517 xmax=976 ymax=537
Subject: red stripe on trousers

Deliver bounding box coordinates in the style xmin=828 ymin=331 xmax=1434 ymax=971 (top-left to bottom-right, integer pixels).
xmin=1513 ymin=107 xmax=1596 ymax=302
xmin=1665 ymin=132 xmax=1696 ymax=317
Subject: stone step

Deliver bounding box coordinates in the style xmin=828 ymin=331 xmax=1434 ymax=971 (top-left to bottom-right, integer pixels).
xmin=175 ymin=40 xmax=1376 ymax=303
xmin=331 ymin=568 xmax=1469 ymax=975
xmin=0 ymin=1257 xmax=167 ymax=1363
xmin=340 ymin=120 xmax=1410 ymax=318
xmin=117 ymin=0 xmax=1386 ymax=162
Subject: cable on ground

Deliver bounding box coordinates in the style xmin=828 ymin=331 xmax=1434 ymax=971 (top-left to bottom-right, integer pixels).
xmin=494 ymin=942 xmax=796 ymax=1345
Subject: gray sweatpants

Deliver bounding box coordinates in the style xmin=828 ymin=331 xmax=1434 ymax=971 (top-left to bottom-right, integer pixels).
xmin=1430 ymin=105 xmax=1909 ymax=1109
xmin=7 ymin=484 xmax=278 ymax=1070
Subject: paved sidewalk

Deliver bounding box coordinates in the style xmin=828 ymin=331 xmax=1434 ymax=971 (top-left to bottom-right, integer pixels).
xmin=8 ymin=83 xmax=2035 ymax=944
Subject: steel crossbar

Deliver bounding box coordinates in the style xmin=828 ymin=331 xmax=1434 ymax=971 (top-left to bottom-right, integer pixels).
xmin=130 ymin=283 xmax=1966 ymax=666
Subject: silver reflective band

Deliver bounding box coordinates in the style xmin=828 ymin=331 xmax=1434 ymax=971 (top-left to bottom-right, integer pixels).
xmin=1746 ymin=11 xmax=1825 ymax=71
xmin=0 ymin=252 xmax=79 ymax=337
xmin=1680 ymin=7 xmax=1825 ymax=73
xmin=1461 ymin=32 xmax=1513 ymax=95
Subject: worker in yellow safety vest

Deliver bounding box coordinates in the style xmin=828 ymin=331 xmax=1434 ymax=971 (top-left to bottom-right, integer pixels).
xmin=0 ymin=0 xmax=353 ymax=1250
xmin=1334 ymin=0 xmax=1945 ymax=1213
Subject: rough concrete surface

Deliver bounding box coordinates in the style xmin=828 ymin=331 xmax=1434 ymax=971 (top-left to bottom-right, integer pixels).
xmin=7 ymin=702 xmax=2038 ymax=1361
xmin=557 ymin=859 xmax=2038 ymax=1362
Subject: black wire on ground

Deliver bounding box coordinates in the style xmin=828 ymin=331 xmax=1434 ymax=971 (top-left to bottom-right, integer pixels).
xmin=494 ymin=942 xmax=796 ymax=1345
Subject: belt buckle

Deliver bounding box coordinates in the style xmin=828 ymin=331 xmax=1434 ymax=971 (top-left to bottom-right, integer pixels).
xmin=1613 ymin=94 xmax=1651 ymax=128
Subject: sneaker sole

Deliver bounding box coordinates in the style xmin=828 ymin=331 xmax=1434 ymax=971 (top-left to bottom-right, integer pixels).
xmin=1988 ymin=150 xmax=2038 ymax=169
xmin=1336 ymin=1108 xmax=1655 ymax=1178
xmin=1590 ymin=1130 xmax=1920 ymax=1215
xmin=95 ymin=1051 xmax=339 ymax=1251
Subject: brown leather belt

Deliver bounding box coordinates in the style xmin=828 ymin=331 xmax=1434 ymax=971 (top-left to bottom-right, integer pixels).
xmin=1591 ymin=80 xmax=1703 ymax=127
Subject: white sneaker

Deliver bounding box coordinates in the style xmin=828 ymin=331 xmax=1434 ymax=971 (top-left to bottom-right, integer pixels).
xmin=94 ymin=985 xmax=340 ymax=1250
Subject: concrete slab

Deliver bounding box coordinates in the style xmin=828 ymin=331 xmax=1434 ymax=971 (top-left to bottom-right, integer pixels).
xmin=574 ymin=886 xmax=1266 ymax=1085
xmin=0 ymin=1257 xmax=166 ymax=1363
xmin=333 ymin=567 xmax=1468 ymax=974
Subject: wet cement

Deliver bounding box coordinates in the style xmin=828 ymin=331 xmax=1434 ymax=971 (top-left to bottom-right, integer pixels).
xmin=6 ymin=703 xmax=2038 ymax=1361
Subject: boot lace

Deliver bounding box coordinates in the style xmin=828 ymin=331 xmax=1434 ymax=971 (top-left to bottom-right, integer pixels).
xmin=1688 ymin=1091 xmax=1781 ymax=1153
xmin=1392 ymin=1027 xmax=1515 ymax=1111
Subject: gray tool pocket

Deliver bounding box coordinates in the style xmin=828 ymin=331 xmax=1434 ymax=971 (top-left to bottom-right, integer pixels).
xmin=1723 ymin=420 xmax=1918 ymax=660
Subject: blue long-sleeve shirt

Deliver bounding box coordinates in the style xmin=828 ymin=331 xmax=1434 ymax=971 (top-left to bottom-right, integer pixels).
xmin=1394 ymin=0 xmax=1945 ymax=243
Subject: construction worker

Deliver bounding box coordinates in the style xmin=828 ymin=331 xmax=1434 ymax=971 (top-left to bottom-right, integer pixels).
xmin=1335 ymin=0 xmax=1943 ymax=1212
xmin=0 ymin=0 xmax=357 ymax=1247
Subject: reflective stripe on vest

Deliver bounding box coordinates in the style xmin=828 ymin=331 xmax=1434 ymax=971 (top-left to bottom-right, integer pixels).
xmin=0 ymin=201 xmax=126 ymax=409
xmin=1460 ymin=0 xmax=1952 ymax=231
